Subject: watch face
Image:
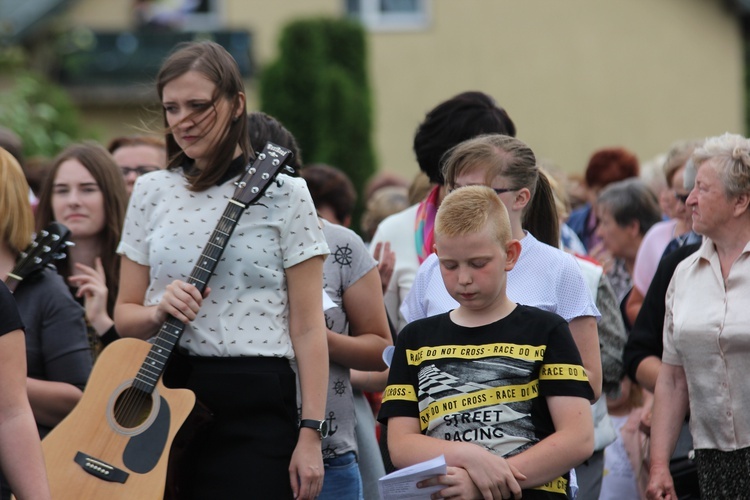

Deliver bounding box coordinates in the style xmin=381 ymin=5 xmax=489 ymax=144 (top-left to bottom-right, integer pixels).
xmin=320 ymin=420 xmax=329 ymax=439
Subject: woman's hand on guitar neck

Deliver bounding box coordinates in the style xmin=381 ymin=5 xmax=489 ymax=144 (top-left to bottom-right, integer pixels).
xmin=157 ymin=280 xmax=211 ymax=325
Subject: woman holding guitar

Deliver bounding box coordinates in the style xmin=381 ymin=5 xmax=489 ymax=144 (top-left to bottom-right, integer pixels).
xmin=35 ymin=143 xmax=128 ymax=356
xmin=0 ymin=147 xmax=88 ymax=500
xmin=115 ymin=41 xmax=330 ymax=499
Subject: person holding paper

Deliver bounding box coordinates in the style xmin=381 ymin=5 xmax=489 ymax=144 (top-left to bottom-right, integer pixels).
xmin=378 ymin=185 xmax=594 ymax=499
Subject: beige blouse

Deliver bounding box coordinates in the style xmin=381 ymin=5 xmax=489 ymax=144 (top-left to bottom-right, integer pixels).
xmin=663 ymin=237 xmax=750 ymax=451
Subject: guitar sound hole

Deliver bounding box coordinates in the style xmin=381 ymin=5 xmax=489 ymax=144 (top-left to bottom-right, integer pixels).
xmin=113 ymin=387 xmax=153 ymax=429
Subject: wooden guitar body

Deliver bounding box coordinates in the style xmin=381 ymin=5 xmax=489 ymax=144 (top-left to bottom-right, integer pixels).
xmin=42 ymin=338 xmax=195 ymax=499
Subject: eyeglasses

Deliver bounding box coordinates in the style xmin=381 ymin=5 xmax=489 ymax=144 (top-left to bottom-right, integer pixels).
xmin=490 ymin=188 xmax=518 ymax=195
xmin=450 ymin=184 xmax=518 ymax=195
xmin=674 ymin=191 xmax=690 ymax=204
xmin=121 ymin=165 xmax=159 ymax=177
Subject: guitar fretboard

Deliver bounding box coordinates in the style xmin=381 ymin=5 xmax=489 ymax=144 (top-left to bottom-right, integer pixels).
xmin=132 ymin=202 xmax=246 ymax=394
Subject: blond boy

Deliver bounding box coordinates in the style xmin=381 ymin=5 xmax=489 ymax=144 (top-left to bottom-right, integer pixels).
xmin=379 ymin=186 xmax=594 ymax=500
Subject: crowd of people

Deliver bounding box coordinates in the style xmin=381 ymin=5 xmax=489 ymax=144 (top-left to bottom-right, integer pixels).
xmin=2 ymin=39 xmax=750 ymax=500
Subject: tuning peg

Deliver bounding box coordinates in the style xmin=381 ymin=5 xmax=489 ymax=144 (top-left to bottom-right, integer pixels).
xmin=65 ymin=241 xmax=75 ymax=248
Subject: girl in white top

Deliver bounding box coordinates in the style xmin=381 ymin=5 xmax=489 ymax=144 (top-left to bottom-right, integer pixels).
xmin=115 ymin=41 xmax=329 ymax=500
xmin=402 ymin=134 xmax=602 ymax=400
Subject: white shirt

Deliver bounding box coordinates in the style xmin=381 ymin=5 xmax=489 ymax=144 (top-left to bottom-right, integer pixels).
xmin=370 ymin=204 xmax=420 ymax=333
xmin=401 ymin=232 xmax=601 ymax=323
xmin=118 ymin=168 xmax=329 ymax=358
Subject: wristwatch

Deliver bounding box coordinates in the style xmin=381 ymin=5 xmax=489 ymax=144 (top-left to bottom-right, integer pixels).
xmin=299 ymin=419 xmax=329 ymax=439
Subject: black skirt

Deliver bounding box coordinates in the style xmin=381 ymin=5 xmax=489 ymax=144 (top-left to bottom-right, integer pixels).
xmin=164 ymin=353 xmax=299 ymax=499
xmin=694 ymin=446 xmax=750 ymax=499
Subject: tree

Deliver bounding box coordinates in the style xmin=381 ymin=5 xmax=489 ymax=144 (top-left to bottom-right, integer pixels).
xmin=260 ymin=17 xmax=376 ymax=234
xmin=0 ymin=71 xmax=87 ymax=159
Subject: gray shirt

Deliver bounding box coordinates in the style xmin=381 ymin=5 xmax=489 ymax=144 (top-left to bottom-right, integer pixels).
xmin=14 ymin=267 xmax=92 ymax=437
xmin=320 ymin=219 xmax=377 ymax=460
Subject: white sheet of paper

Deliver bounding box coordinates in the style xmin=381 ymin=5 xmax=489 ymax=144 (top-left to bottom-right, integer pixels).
xmin=382 ymin=345 xmax=395 ymax=367
xmin=377 ymin=455 xmax=447 ymax=500
xmin=322 ymin=289 xmax=337 ymax=311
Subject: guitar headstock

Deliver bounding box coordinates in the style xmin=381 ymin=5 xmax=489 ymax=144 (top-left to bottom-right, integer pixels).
xmin=5 ymin=222 xmax=72 ymax=291
xmin=233 ymin=142 xmax=294 ymax=207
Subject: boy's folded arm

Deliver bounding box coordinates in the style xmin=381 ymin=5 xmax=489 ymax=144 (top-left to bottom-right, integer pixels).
xmin=506 ymin=395 xmax=595 ymax=488
xmin=388 ymin=416 xmax=524 ymax=500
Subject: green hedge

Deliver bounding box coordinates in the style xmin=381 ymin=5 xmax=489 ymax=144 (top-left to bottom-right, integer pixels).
xmin=260 ymin=17 xmax=375 ymax=235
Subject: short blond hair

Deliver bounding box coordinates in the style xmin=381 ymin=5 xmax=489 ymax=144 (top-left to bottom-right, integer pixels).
xmin=0 ymin=147 xmax=34 ymax=253
xmin=435 ymin=185 xmax=512 ymax=246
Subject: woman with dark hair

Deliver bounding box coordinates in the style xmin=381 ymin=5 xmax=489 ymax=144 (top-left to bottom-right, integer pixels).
xmin=107 ymin=134 xmax=166 ymax=197
xmin=301 ymin=164 xmax=358 ymax=228
xmin=247 ymin=111 xmax=303 ymax=173
xmin=115 ymin=41 xmax=329 ymax=499
xmin=35 ymin=142 xmax=128 ymax=355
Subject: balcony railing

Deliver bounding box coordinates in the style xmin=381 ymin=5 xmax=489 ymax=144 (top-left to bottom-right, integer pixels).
xmin=55 ymin=29 xmax=253 ymax=103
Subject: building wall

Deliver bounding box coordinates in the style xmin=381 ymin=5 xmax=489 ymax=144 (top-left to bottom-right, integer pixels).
xmin=368 ymin=0 xmax=744 ymax=177
xmin=62 ymin=0 xmax=743 ymax=178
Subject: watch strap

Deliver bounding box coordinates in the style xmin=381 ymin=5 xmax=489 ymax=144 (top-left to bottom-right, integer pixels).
xmin=299 ymin=419 xmax=327 ymax=439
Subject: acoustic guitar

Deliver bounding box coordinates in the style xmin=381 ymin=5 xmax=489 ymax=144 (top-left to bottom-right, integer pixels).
xmin=4 ymin=221 xmax=71 ymax=293
xmin=40 ymin=143 xmax=294 ymax=499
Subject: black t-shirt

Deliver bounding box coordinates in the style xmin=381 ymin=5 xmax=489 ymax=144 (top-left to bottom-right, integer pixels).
xmin=379 ymin=305 xmax=593 ymax=499
xmin=0 ymin=281 xmax=24 ymax=337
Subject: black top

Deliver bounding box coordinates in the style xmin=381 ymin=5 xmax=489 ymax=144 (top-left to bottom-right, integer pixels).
xmin=380 ymin=305 xmax=593 ymax=500
xmin=0 ymin=280 xmax=24 ymax=336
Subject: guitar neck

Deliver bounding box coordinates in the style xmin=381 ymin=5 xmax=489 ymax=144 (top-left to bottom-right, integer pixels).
xmin=132 ymin=201 xmax=247 ymax=394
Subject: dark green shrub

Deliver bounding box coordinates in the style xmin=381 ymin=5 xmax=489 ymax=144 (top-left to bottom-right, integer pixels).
xmin=261 ymin=17 xmax=375 ymax=235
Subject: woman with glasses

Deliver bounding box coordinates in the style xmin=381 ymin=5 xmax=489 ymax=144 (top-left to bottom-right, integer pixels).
xmin=107 ymin=135 xmax=166 ymax=197
xmin=626 ymin=141 xmax=702 ymax=324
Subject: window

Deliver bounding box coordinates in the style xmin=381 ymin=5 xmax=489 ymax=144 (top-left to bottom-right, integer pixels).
xmin=346 ymin=0 xmax=430 ymax=31
xmin=181 ymin=0 xmax=222 ymax=31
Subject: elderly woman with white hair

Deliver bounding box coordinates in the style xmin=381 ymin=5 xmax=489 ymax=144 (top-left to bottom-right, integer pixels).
xmin=647 ymin=133 xmax=750 ymax=499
